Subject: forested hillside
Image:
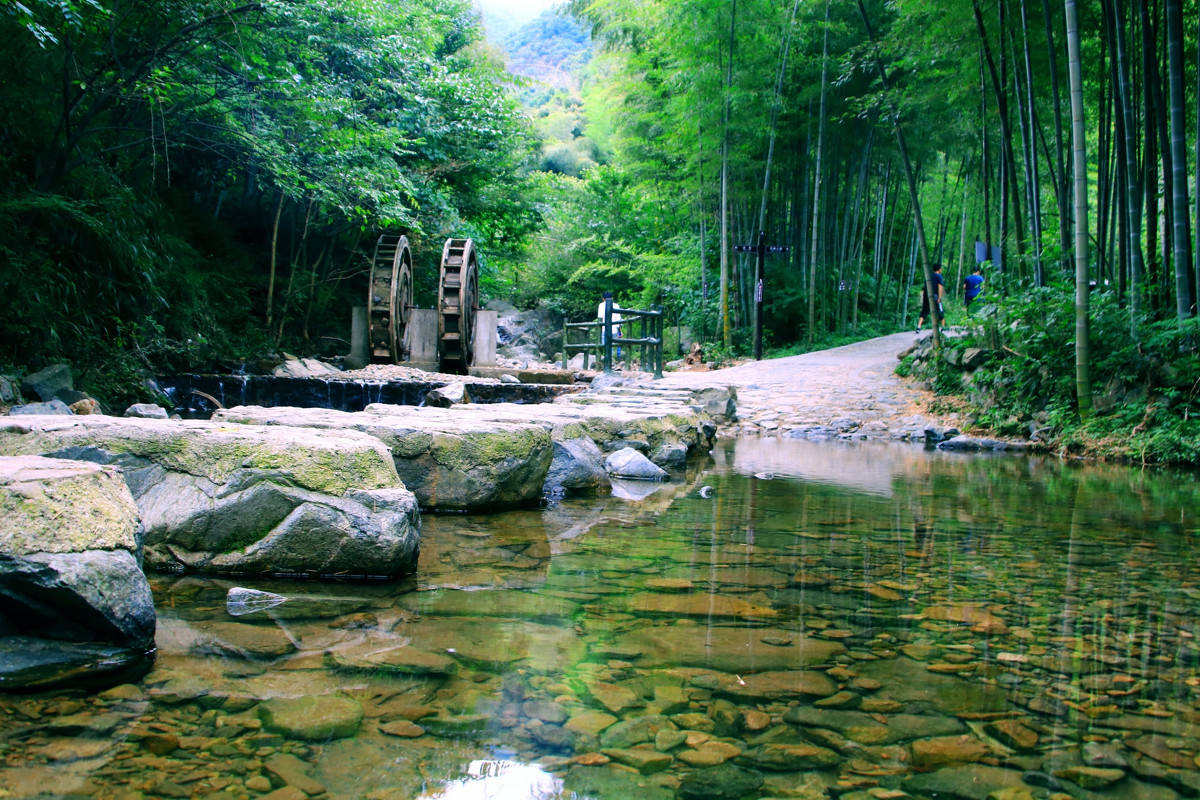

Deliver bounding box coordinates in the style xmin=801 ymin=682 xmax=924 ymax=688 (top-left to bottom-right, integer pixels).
xmin=504 ymin=10 xmax=591 ymax=89
xmin=2 ymin=0 xmax=1199 ymax=461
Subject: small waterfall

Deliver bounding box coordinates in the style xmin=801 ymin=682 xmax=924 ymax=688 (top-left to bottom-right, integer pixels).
xmin=156 ymin=373 xmax=580 ymax=417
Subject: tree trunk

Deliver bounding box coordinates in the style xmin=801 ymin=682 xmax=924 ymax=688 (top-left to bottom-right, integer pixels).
xmin=956 ymin=173 xmax=971 ymax=297
xmin=807 ymin=2 xmax=830 ymax=345
xmin=302 ymin=243 xmax=328 ymax=344
xmin=1112 ymin=0 xmax=1144 ymax=323
xmin=1066 ymin=0 xmax=1092 ymax=418
xmin=267 ymin=192 xmax=285 ymax=327
xmin=973 ymin=0 xmax=1027 ymax=270
xmin=981 ymin=55 xmax=994 ymax=252
xmin=719 ymin=0 xmax=736 ymax=346
xmin=857 ymin=0 xmax=940 ymax=348
xmin=1096 ymin=19 xmax=1112 ymax=287
xmin=1041 ymin=0 xmax=1071 ymax=273
xmin=850 ymin=131 xmax=874 ymax=328
xmin=872 ymin=164 xmax=890 ymax=313
xmin=1151 ymin=4 xmax=1178 ymax=309
xmin=1141 ymin=0 xmax=1162 ymax=311
xmin=1019 ymin=0 xmax=1044 ymax=285
xmin=1165 ymin=0 xmax=1194 ymax=317
xmin=754 ymin=0 xmax=801 ymax=353
xmin=1195 ymin=10 xmax=1200 ymax=299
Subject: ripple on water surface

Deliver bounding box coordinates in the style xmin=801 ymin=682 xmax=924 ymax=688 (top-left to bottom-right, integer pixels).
xmin=2 ymin=438 xmax=1198 ymax=799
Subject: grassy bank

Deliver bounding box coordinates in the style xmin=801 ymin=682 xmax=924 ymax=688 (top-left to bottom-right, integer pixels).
xmin=902 ymin=285 xmax=1200 ymax=466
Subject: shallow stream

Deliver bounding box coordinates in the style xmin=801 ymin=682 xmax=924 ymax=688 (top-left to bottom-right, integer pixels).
xmin=2 ymin=439 xmax=1199 ymax=799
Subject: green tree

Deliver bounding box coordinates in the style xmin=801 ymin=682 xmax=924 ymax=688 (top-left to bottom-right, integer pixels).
xmin=0 ymin=0 xmax=537 ymax=403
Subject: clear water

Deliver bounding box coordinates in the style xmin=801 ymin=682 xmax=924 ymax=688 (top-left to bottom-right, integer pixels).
xmin=3 ymin=439 xmax=1199 ymax=800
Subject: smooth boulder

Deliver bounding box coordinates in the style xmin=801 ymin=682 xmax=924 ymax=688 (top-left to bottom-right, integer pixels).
xmin=605 ymin=447 xmax=668 ymax=481
xmin=545 ymin=436 xmax=610 ymax=495
xmin=20 ymin=364 xmax=72 ymax=402
xmin=11 ymin=399 xmax=73 ymax=415
xmin=443 ymin=386 xmax=718 ymax=469
xmin=0 ymin=416 xmax=420 ymax=579
xmin=215 ymin=405 xmax=553 ymax=511
xmin=424 ymin=383 xmax=471 ymax=408
xmin=124 ymin=403 xmax=169 ymax=419
xmin=0 ymin=455 xmax=155 ymax=689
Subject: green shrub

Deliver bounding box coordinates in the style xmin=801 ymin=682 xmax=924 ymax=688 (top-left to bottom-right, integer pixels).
xmin=924 ymin=281 xmax=1200 ymax=464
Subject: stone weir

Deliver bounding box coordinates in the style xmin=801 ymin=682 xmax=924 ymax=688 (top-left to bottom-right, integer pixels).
xmin=158 ymin=373 xmax=581 ymax=417
xmin=211 ymin=380 xmax=735 ymax=511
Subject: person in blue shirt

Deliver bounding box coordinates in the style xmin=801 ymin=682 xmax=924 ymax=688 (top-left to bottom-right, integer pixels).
xmin=915 ymin=263 xmax=945 ymax=333
xmin=962 ymin=266 xmax=985 ymax=310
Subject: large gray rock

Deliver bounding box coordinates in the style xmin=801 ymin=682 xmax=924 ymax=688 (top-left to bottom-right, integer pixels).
xmin=124 ymin=403 xmax=169 ymax=419
xmin=0 ymin=549 xmax=154 ymax=646
xmin=690 ymin=386 xmax=738 ymax=421
xmin=272 ymin=357 xmax=339 ymax=378
xmin=0 ymin=375 xmax=18 ymax=404
xmin=0 ymin=417 xmax=419 ymax=579
xmin=20 ymin=364 xmax=73 ymax=402
xmin=423 ymin=382 xmax=471 ymax=408
xmin=215 ymin=406 xmax=553 ymax=511
xmin=11 ymin=399 xmax=73 ymax=415
xmin=545 ymin=436 xmax=609 ymax=494
xmin=442 ymin=388 xmax=717 ymax=468
xmin=1 ymin=455 xmax=141 ymax=555
xmin=937 ymin=436 xmax=1028 ymax=452
xmin=605 ymin=447 xmax=668 ymax=481
xmin=650 ymin=441 xmax=688 ymax=467
xmin=0 ymin=455 xmax=155 ymax=689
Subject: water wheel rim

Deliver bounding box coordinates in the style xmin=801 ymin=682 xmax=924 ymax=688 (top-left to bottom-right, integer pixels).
xmin=461 ymin=248 xmax=477 ymax=364
xmin=390 ymin=238 xmax=412 ymax=360
xmin=368 ymin=233 xmax=410 ymax=363
xmin=437 ymin=237 xmax=478 ymax=373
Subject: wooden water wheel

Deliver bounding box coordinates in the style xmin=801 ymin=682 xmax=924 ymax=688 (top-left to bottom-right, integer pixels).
xmin=367 ymin=234 xmax=413 ymax=363
xmin=437 ymin=238 xmax=478 ymax=373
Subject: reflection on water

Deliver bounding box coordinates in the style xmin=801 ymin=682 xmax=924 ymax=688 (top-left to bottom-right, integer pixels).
xmin=419 ymin=760 xmax=563 ymax=799
xmin=2 ymin=439 xmax=1199 ymax=799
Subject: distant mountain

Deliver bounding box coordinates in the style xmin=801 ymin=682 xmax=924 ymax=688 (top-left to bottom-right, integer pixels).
xmin=475 ymin=0 xmax=559 ymax=44
xmin=477 ymin=5 xmax=524 ymax=43
xmin=502 ymin=9 xmax=591 ymax=90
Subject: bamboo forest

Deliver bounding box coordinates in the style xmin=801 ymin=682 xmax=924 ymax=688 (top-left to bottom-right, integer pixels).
xmin=1 ymin=0 xmax=1200 ymax=457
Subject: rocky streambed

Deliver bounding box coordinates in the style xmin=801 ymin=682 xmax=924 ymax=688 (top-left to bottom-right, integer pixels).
xmin=0 ymin=439 xmax=1197 ymax=800
xmin=0 ymin=377 xmax=730 ymax=689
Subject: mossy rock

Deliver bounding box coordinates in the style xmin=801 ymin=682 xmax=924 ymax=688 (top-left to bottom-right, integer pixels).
xmin=0 ymin=416 xmax=400 ymax=497
xmin=0 ymin=456 xmax=140 ymax=555
xmin=258 ymin=694 xmax=363 ymax=741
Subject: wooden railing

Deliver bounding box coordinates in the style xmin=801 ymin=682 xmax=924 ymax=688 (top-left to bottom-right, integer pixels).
xmin=562 ymin=299 xmax=663 ymax=377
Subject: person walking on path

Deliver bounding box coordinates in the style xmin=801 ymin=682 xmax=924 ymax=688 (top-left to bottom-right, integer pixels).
xmin=915 ymin=264 xmax=945 ymax=333
xmin=962 ymin=266 xmax=984 ymax=311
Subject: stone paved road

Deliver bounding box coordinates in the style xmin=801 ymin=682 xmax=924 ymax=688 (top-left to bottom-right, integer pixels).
xmin=655 ymin=331 xmax=969 ymax=441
